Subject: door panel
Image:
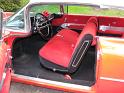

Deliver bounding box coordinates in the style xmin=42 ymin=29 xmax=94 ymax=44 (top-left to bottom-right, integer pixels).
xmin=52 ymin=14 xmax=124 ymax=36
xmin=52 ymin=14 xmax=124 ymax=27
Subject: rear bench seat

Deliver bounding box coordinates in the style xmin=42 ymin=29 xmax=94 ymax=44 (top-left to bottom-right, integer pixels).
xmin=39 ymin=17 xmax=98 ymax=73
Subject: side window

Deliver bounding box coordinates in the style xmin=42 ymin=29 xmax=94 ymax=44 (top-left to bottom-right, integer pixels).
xmin=64 ymin=4 xmax=124 ymax=17
xmin=66 ymin=5 xmax=93 ymax=14
xmin=5 ymin=11 xmax=24 ymax=30
xmin=30 ymin=5 xmax=60 ymax=14
xmin=29 ymin=4 xmax=60 ymax=29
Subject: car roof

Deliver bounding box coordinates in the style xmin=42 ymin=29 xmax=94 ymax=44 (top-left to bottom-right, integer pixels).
xmin=29 ymin=0 xmax=124 ymax=9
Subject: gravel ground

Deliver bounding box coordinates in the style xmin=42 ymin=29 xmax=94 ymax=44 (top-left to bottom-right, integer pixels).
xmin=10 ymin=82 xmax=70 ymax=93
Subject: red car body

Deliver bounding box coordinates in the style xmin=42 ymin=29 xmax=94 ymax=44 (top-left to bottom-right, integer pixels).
xmin=0 ymin=1 xmax=124 ymax=93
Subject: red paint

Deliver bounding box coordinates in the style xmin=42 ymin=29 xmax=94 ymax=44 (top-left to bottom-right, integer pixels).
xmin=0 ymin=42 xmax=9 ymax=82
xmin=96 ymin=37 xmax=124 ymax=93
xmin=0 ymin=42 xmax=11 ymax=93
xmin=12 ymin=74 xmax=94 ymax=93
xmin=0 ymin=69 xmax=11 ymax=93
xmin=97 ymin=79 xmax=124 ymax=93
xmin=2 ymin=12 xmax=124 ymax=93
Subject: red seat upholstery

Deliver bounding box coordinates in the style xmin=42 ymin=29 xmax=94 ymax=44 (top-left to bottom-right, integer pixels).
xmin=39 ymin=17 xmax=98 ymax=73
xmin=39 ymin=29 xmax=79 ymax=68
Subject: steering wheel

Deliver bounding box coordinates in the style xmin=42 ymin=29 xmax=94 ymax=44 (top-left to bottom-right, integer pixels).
xmin=34 ymin=13 xmax=53 ymax=40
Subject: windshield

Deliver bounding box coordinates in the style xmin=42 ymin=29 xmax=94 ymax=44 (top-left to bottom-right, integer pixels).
xmin=5 ymin=10 xmax=25 ymax=30
xmin=64 ymin=4 xmax=124 ymax=17
xmin=4 ymin=3 xmax=28 ymax=31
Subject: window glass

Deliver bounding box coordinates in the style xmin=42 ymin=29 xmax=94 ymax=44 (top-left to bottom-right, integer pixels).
xmin=65 ymin=4 xmax=124 ymax=17
xmin=5 ymin=11 xmax=24 ymax=30
xmin=30 ymin=4 xmax=60 ymax=14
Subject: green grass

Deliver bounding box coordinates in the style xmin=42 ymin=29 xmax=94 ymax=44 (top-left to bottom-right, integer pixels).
xmin=31 ymin=5 xmax=60 ymax=13
xmin=98 ymin=9 xmax=124 ymax=17
xmin=30 ymin=4 xmax=124 ymax=17
xmin=68 ymin=6 xmax=124 ymax=17
xmin=22 ymin=0 xmax=124 ymax=17
xmin=68 ymin=6 xmax=93 ymax=14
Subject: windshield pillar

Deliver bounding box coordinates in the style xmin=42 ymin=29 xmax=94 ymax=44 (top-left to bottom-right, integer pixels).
xmin=0 ymin=9 xmax=3 ymax=39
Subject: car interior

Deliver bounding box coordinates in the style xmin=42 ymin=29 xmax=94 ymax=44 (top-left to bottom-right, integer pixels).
xmin=10 ymin=4 xmax=124 ymax=87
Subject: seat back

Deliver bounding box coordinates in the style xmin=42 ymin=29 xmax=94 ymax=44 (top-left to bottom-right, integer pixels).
xmin=68 ymin=17 xmax=98 ymax=73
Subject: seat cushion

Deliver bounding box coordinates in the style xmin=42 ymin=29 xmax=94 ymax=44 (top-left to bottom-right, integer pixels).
xmin=39 ymin=29 xmax=79 ymax=68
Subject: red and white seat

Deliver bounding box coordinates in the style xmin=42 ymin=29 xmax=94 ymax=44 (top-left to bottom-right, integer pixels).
xmin=39 ymin=17 xmax=98 ymax=73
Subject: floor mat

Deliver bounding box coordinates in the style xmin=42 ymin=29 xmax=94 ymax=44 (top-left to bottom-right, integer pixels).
xmin=12 ymin=34 xmax=96 ymax=86
xmin=13 ymin=47 xmax=96 ymax=86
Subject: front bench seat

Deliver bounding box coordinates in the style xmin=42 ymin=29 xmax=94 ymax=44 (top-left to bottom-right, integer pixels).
xmin=39 ymin=17 xmax=98 ymax=73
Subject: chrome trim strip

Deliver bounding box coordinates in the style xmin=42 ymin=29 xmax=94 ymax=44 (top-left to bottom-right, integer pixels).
xmin=72 ymin=40 xmax=89 ymax=67
xmin=0 ymin=72 xmax=6 ymax=90
xmin=100 ymin=77 xmax=124 ymax=83
xmin=98 ymin=36 xmax=124 ymax=41
xmin=100 ymin=25 xmax=124 ymax=32
xmin=13 ymin=74 xmax=91 ymax=90
xmin=61 ymin=23 xmax=84 ymax=28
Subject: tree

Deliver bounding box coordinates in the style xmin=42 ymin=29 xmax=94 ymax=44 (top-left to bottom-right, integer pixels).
xmin=0 ymin=0 xmax=29 ymax=12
